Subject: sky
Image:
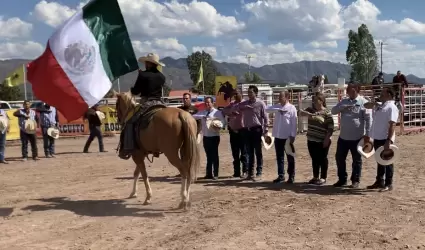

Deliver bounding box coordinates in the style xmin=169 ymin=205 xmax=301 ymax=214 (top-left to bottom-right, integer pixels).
xmin=2 ymin=0 xmax=425 ymax=76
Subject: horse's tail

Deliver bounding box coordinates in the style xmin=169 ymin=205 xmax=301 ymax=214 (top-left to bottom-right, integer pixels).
xmin=178 ymin=111 xmax=200 ymax=183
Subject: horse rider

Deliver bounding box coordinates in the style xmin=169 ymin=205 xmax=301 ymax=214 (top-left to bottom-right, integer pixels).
xmin=118 ymin=53 xmax=165 ymax=159
xmin=130 ymin=53 xmax=165 ymax=106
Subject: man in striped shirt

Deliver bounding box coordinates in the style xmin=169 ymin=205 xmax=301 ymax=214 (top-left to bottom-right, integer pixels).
xmin=237 ymin=85 xmax=269 ymax=181
xmin=38 ymin=103 xmax=59 ymax=158
xmin=13 ymin=100 xmax=39 ymax=161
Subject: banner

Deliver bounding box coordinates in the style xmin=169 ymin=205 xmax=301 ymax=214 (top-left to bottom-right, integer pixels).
xmin=6 ymin=110 xmax=20 ymax=140
xmin=215 ymin=76 xmax=237 ymax=108
xmin=99 ymin=105 xmax=121 ymax=133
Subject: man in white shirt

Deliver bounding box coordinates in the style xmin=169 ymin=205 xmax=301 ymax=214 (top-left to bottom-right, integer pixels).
xmin=193 ymin=97 xmax=225 ymax=180
xmin=367 ymin=87 xmax=399 ymax=192
xmin=266 ymin=91 xmax=297 ymax=184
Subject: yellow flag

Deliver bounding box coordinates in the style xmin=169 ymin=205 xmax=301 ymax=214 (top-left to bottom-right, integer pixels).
xmin=196 ymin=61 xmax=203 ymax=87
xmin=2 ymin=65 xmax=25 ymax=87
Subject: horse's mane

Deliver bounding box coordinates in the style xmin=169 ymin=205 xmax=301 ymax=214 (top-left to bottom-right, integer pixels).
xmin=118 ymin=91 xmax=137 ymax=108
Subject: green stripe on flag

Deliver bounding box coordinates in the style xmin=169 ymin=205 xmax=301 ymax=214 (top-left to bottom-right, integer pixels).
xmin=82 ymin=0 xmax=138 ymax=81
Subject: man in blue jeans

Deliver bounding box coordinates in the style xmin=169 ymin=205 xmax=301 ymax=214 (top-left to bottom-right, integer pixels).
xmin=83 ymin=104 xmax=107 ymax=153
xmin=266 ymin=91 xmax=297 ymax=183
xmin=236 ymin=85 xmax=268 ymax=181
xmin=38 ymin=103 xmax=59 ymax=158
xmin=331 ymin=83 xmax=372 ymax=188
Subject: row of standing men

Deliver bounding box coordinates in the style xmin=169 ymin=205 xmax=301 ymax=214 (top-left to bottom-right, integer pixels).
xmin=178 ymin=84 xmax=399 ymax=192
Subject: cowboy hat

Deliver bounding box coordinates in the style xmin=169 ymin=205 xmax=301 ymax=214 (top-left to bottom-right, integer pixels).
xmin=96 ymin=111 xmax=105 ymax=121
xmin=0 ymin=116 xmax=8 ymax=134
xmin=375 ymin=144 xmax=400 ymax=165
xmin=284 ymin=139 xmax=296 ymax=157
xmin=47 ymin=127 xmax=60 ymax=139
xmin=357 ymin=138 xmax=375 ymax=158
xmin=24 ymin=120 xmax=37 ymax=134
xmin=206 ymin=118 xmax=223 ymax=131
xmin=261 ymin=132 xmax=275 ymax=150
xmin=138 ymin=53 xmax=165 ymax=67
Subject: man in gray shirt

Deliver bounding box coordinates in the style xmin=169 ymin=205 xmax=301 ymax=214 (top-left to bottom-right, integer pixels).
xmin=331 ymin=83 xmax=372 ymax=188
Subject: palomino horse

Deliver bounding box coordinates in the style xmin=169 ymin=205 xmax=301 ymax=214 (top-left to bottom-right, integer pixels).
xmin=114 ymin=91 xmax=200 ymax=210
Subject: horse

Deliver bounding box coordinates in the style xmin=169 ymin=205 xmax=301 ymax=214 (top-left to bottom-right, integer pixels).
xmin=114 ymin=91 xmax=200 ymax=210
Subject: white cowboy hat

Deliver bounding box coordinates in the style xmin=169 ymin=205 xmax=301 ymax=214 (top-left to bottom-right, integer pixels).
xmin=206 ymin=118 xmax=223 ymax=131
xmin=284 ymin=139 xmax=296 ymax=157
xmin=24 ymin=120 xmax=37 ymax=134
xmin=95 ymin=111 xmax=105 ymax=120
xmin=357 ymin=138 xmax=375 ymax=158
xmin=261 ymin=132 xmax=275 ymax=150
xmin=374 ymin=144 xmax=400 ymax=165
xmin=0 ymin=116 xmax=8 ymax=134
xmin=138 ymin=53 xmax=165 ymax=67
xmin=47 ymin=127 xmax=60 ymax=139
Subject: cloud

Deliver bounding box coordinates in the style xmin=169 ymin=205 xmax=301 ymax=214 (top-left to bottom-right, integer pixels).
xmin=0 ymin=17 xmax=33 ymax=39
xmin=33 ymin=0 xmax=245 ymax=38
xmin=132 ymin=38 xmax=187 ymax=59
xmin=192 ymin=46 xmax=217 ymax=57
xmin=0 ymin=41 xmax=44 ymax=59
xmin=308 ymin=41 xmax=338 ymax=49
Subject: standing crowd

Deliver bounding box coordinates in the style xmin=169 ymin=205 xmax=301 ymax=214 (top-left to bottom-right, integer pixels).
xmin=0 ymin=101 xmax=108 ymax=162
xmin=179 ymin=83 xmax=399 ymax=192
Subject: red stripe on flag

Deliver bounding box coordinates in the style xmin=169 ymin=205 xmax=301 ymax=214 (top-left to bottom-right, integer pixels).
xmin=27 ymin=43 xmax=88 ymax=122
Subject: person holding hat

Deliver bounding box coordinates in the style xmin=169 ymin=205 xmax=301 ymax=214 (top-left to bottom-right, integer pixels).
xmin=0 ymin=108 xmax=10 ymax=164
xmin=37 ymin=103 xmax=59 ymax=158
xmin=13 ymin=100 xmax=39 ymax=161
xmin=331 ymin=83 xmax=372 ymax=188
xmin=83 ymin=104 xmax=107 ymax=153
xmin=131 ymin=52 xmax=165 ymax=105
xmin=193 ymin=97 xmax=225 ymax=180
xmin=266 ymin=91 xmax=297 ymax=184
xmin=367 ymin=87 xmax=399 ymax=192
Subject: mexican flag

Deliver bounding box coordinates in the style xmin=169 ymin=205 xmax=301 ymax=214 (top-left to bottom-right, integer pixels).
xmin=27 ymin=0 xmax=138 ymax=121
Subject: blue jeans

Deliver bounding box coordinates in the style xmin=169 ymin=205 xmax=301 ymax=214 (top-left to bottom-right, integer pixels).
xmin=42 ymin=127 xmax=55 ymax=155
xmin=229 ymin=129 xmax=247 ymax=176
xmin=84 ymin=126 xmax=104 ymax=152
xmin=335 ymin=138 xmax=362 ymax=183
xmin=374 ymin=139 xmax=394 ymax=186
xmin=20 ymin=130 xmax=38 ymax=158
xmin=274 ymin=138 xmax=295 ymax=179
xmin=0 ymin=132 xmax=6 ymax=161
xmin=242 ymin=126 xmax=263 ymax=176
xmin=203 ymin=136 xmax=220 ymax=177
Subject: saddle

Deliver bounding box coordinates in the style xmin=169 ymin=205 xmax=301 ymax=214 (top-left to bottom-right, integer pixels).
xmin=117 ymin=100 xmax=166 ymax=160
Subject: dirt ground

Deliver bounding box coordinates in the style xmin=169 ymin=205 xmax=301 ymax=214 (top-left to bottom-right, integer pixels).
xmin=1 ymin=133 xmax=425 ymax=250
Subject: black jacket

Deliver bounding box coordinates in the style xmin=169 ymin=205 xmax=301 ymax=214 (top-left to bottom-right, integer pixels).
xmin=84 ymin=108 xmax=101 ymax=127
xmin=131 ymin=68 xmax=165 ymax=99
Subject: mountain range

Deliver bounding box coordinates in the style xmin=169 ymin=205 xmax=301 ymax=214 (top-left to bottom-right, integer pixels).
xmin=1 ymin=58 xmax=424 ymax=98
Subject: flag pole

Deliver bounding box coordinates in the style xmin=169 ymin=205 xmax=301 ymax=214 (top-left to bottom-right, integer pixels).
xmin=23 ymin=64 xmax=27 ymax=100
xmin=202 ymin=60 xmax=205 ymax=94
xmin=117 ymin=77 xmax=121 ymax=92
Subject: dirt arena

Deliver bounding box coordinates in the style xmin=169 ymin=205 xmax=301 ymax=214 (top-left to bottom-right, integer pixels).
xmin=0 ymin=132 xmax=425 ymax=250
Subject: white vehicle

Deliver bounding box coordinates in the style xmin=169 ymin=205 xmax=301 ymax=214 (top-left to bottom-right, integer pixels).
xmin=0 ymin=101 xmax=12 ymax=109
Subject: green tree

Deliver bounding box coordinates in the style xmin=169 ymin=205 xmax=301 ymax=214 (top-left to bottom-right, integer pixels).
xmin=186 ymin=51 xmax=217 ymax=95
xmin=346 ymin=24 xmax=378 ymax=84
xmin=0 ymin=85 xmax=22 ymax=101
xmin=244 ymin=72 xmax=262 ymax=83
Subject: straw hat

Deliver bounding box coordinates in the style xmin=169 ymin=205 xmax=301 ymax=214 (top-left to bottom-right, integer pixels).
xmin=284 ymin=139 xmax=296 ymax=157
xmin=375 ymin=144 xmax=400 ymax=165
xmin=95 ymin=111 xmax=105 ymax=121
xmin=357 ymin=138 xmax=375 ymax=158
xmin=0 ymin=116 xmax=8 ymax=134
xmin=206 ymin=118 xmax=223 ymax=131
xmin=47 ymin=127 xmax=60 ymax=139
xmin=261 ymin=132 xmax=275 ymax=150
xmin=138 ymin=53 xmax=165 ymax=67
xmin=24 ymin=120 xmax=37 ymax=134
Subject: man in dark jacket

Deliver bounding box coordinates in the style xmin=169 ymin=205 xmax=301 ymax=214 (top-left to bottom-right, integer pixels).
xmin=372 ymin=72 xmax=384 ymax=85
xmin=131 ymin=53 xmax=165 ymax=105
xmin=178 ymin=93 xmax=198 ymax=114
xmin=392 ymin=70 xmax=408 ymax=101
xmin=83 ymin=104 xmax=106 ymax=153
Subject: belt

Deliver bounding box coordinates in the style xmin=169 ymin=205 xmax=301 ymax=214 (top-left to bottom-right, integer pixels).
xmin=246 ymin=125 xmax=262 ymax=131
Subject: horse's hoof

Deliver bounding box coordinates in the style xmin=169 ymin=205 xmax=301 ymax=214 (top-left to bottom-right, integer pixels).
xmin=128 ymin=193 xmax=138 ymax=198
xmin=178 ymin=201 xmax=190 ymax=211
xmin=143 ymin=200 xmax=151 ymax=205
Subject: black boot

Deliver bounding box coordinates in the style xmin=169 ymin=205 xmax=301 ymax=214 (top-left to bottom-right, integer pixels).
xmin=83 ymin=140 xmax=92 ymax=153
